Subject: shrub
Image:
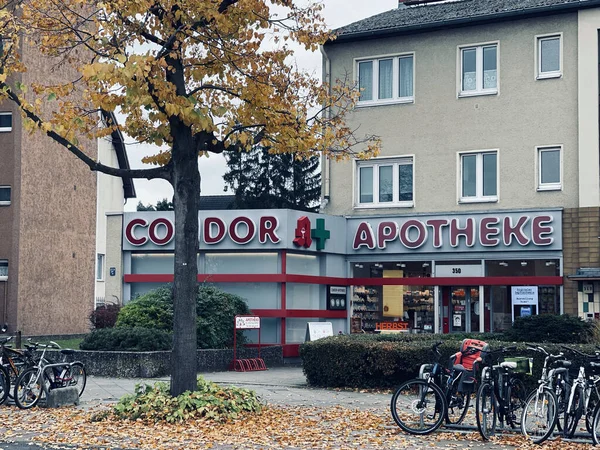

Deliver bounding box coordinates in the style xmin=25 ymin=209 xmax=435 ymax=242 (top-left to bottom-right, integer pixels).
xmin=109 ymin=376 xmax=262 ymax=423
xmin=79 ymin=327 xmax=172 ymax=351
xmin=300 ymin=334 xmax=600 ymax=390
xmin=89 ymin=304 xmax=121 ymax=329
xmin=116 ymin=285 xmax=173 ymax=330
xmin=114 ymin=284 xmax=251 ymax=349
xmin=503 ymin=314 xmax=597 ymax=344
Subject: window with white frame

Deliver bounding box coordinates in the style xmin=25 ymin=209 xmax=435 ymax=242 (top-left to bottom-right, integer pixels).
xmin=537 ymin=146 xmax=562 ymax=190
xmin=459 ymin=151 xmax=498 ymax=202
xmin=356 ymin=157 xmax=413 ymax=207
xmin=0 ymin=112 xmax=12 ymax=132
xmin=0 ymin=261 xmax=7 ymax=280
xmin=357 ymin=54 xmax=414 ymax=105
xmin=460 ymin=44 xmax=498 ymax=96
xmin=0 ymin=186 xmax=10 ymax=206
xmin=537 ymin=35 xmax=561 ymax=79
xmin=96 ymin=254 xmax=105 ymax=281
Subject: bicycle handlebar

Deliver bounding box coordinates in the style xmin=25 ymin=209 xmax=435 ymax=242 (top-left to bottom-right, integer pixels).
xmin=561 ymin=345 xmax=599 ymax=359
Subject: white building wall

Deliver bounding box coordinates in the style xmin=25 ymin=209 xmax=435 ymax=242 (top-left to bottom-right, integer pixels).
xmin=95 ymin=136 xmax=126 ymax=305
xmin=578 ymin=9 xmax=600 ymax=208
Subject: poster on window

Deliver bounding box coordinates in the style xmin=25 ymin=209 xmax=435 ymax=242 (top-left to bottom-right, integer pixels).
xmin=511 ymin=286 xmax=539 ymax=322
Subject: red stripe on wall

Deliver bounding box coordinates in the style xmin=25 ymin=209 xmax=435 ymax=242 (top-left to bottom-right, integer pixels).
xmin=124 ymin=273 xmax=563 ymax=286
xmin=252 ymin=309 xmax=346 ymax=318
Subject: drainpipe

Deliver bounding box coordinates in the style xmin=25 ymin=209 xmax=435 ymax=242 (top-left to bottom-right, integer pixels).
xmin=319 ymin=45 xmax=331 ymax=211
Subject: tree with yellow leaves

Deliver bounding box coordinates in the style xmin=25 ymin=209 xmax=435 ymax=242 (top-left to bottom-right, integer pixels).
xmin=0 ymin=0 xmax=380 ymax=395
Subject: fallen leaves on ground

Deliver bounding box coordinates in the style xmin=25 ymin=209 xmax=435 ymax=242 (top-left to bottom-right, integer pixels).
xmin=0 ymin=404 xmax=594 ymax=449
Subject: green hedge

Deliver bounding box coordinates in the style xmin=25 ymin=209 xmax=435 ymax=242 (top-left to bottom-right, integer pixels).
xmin=80 ymin=327 xmax=173 ymax=351
xmin=300 ymin=334 xmax=600 ymax=390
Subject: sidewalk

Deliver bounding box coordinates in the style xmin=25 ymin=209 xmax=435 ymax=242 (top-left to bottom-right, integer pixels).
xmin=83 ymin=366 xmax=392 ymax=410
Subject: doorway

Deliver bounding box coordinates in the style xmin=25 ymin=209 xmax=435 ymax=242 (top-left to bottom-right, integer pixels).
xmin=442 ymin=286 xmax=480 ymax=333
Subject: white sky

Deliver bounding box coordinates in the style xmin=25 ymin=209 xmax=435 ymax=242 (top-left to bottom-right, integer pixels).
xmin=123 ymin=0 xmax=398 ymax=211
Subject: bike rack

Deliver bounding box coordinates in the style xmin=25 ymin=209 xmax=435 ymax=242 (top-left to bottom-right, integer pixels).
xmin=230 ymin=315 xmax=267 ymax=372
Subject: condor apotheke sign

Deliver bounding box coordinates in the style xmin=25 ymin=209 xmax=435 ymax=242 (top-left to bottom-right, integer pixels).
xmin=122 ymin=211 xmax=347 ymax=253
xmin=347 ymin=210 xmax=562 ymax=254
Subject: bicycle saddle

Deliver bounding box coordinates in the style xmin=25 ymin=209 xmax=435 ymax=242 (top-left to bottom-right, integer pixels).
xmin=500 ymin=361 xmax=517 ymax=369
xmin=60 ymin=349 xmax=75 ymax=355
xmin=554 ymin=360 xmax=571 ymax=368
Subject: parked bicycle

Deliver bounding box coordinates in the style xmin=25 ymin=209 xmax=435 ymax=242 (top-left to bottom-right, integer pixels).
xmin=0 ymin=337 xmax=42 ymax=400
xmin=560 ymin=345 xmax=600 ymax=438
xmin=390 ymin=340 xmax=487 ymax=435
xmin=475 ymin=345 xmax=527 ymax=440
xmin=520 ymin=344 xmax=571 ymax=444
xmin=13 ymin=341 xmax=86 ymax=409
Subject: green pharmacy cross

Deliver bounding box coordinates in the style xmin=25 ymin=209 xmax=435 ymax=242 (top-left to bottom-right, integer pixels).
xmin=310 ymin=218 xmax=330 ymax=251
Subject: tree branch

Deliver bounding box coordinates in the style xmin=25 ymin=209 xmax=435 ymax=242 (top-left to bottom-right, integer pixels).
xmin=2 ymin=84 xmax=172 ymax=181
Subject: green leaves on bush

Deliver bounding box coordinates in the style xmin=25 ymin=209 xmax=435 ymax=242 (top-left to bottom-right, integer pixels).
xmin=79 ymin=327 xmax=172 ymax=351
xmin=113 ymin=284 xmax=251 ymax=349
xmin=503 ymin=314 xmax=597 ymax=344
xmin=300 ymin=334 xmax=600 ymax=390
xmin=110 ymin=376 xmax=262 ymax=423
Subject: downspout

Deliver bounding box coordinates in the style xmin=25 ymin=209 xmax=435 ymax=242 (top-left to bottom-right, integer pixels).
xmin=319 ymin=44 xmax=331 ymax=211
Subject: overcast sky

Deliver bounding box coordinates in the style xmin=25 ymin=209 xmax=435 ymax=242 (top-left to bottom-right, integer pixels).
xmin=124 ymin=0 xmax=398 ymax=211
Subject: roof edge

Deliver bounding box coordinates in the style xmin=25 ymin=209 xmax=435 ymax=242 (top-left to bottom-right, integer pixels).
xmin=328 ymin=0 xmax=600 ymax=45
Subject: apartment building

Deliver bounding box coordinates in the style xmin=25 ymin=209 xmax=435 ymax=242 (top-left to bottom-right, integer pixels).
xmin=320 ymin=0 xmax=600 ymax=332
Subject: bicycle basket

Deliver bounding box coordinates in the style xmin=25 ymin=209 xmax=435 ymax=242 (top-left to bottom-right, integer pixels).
xmin=504 ymin=357 xmax=533 ymax=376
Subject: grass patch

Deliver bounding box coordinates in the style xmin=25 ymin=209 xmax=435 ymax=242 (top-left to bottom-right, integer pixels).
xmin=51 ymin=337 xmax=84 ymax=350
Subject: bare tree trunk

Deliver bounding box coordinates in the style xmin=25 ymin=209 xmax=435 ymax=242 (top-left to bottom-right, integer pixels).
xmin=170 ymin=129 xmax=200 ymax=396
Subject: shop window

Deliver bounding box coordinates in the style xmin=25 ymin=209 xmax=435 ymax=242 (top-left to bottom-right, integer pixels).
xmin=356 ymin=157 xmax=414 ymax=208
xmin=459 ymin=150 xmax=497 ymax=203
xmin=205 ymin=252 xmax=278 ymax=275
xmin=286 ymin=283 xmax=324 ymax=309
xmin=212 ymin=282 xmax=280 ymax=309
xmin=460 ymin=43 xmax=498 ymax=96
xmin=537 ymin=34 xmax=562 ymax=79
xmin=0 ymin=186 xmax=10 ymax=206
xmin=357 ymin=53 xmax=414 ymax=105
xmin=287 ymin=253 xmax=320 ymax=276
xmin=131 ymin=253 xmax=175 ymax=274
xmin=0 ymin=112 xmax=12 ymax=132
xmin=537 ymin=146 xmax=562 ymax=191
xmin=0 ymin=260 xmax=7 ymax=280
xmin=244 ymin=318 xmax=280 ymax=344
xmin=129 ymin=282 xmax=169 ymax=302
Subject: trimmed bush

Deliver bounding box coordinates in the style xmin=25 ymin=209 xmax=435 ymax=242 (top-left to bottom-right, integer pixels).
xmin=300 ymin=334 xmax=600 ymax=389
xmin=503 ymin=314 xmax=597 ymax=344
xmin=89 ymin=304 xmax=121 ymax=329
xmin=114 ymin=284 xmax=251 ymax=349
xmin=79 ymin=327 xmax=172 ymax=351
xmin=107 ymin=376 xmax=262 ymax=423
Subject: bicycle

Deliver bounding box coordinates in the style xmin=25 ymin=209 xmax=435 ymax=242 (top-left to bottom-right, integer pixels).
xmin=560 ymin=345 xmax=600 ymax=438
xmin=475 ymin=346 xmax=527 ymax=440
xmin=521 ymin=344 xmax=571 ymax=444
xmin=0 ymin=337 xmax=41 ymax=400
xmin=390 ymin=341 xmax=484 ymax=435
xmin=13 ymin=341 xmax=86 ymax=409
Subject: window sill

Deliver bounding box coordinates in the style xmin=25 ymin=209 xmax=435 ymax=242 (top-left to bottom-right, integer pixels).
xmin=458 ymin=197 xmax=498 ymax=204
xmin=458 ymin=90 xmax=498 ymax=98
xmin=537 ymin=185 xmax=562 ymax=191
xmin=0 ymin=276 xmax=6 ymax=281
xmin=537 ymin=72 xmax=562 ymax=80
xmin=354 ymin=202 xmax=414 ymax=209
xmin=356 ymin=98 xmax=414 ymax=108
xmin=0 ymin=202 xmax=10 ymax=206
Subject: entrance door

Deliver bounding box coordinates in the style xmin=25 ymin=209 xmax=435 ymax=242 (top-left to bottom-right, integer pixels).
xmin=448 ymin=286 xmax=480 ymax=333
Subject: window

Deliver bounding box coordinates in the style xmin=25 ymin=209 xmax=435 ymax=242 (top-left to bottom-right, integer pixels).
xmin=96 ymin=254 xmax=105 ymax=281
xmin=460 ymin=44 xmax=498 ymax=96
xmin=537 ymin=146 xmax=562 ymax=190
xmin=356 ymin=157 xmax=414 ymax=207
xmin=537 ymin=35 xmax=562 ymax=79
xmin=0 ymin=261 xmax=7 ymax=280
xmin=0 ymin=186 xmax=10 ymax=206
xmin=459 ymin=151 xmax=498 ymax=202
xmin=357 ymin=54 xmax=414 ymax=105
xmin=0 ymin=112 xmax=12 ymax=132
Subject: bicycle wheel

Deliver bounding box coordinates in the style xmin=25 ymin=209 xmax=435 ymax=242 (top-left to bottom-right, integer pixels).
xmin=521 ymin=387 xmax=558 ymax=444
xmin=506 ymin=378 xmax=527 ymax=428
xmin=554 ymin=376 xmax=569 ymax=433
xmin=14 ymin=367 xmax=44 ymax=409
xmin=0 ymin=365 xmax=8 ymax=406
xmin=66 ymin=362 xmax=86 ymax=397
xmin=476 ymin=381 xmax=497 ymax=440
xmin=586 ymin=385 xmax=599 ymax=434
xmin=445 ymin=381 xmax=470 ymax=425
xmin=391 ymin=379 xmax=446 ymax=435
xmin=563 ymin=384 xmax=583 ymax=438
xmin=591 ymin=399 xmax=600 ymax=444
